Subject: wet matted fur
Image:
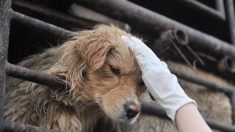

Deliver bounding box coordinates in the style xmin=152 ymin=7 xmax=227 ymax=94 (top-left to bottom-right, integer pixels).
xmin=4 ymin=25 xmax=147 ymax=132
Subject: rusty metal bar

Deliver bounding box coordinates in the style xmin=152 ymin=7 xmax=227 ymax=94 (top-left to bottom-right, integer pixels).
xmin=5 ymin=63 xmax=66 ymax=92
xmin=76 ymin=0 xmax=235 ymax=59
xmin=175 ymin=0 xmax=225 ymax=21
xmin=11 ymin=11 xmax=74 ymax=39
xmin=0 ymin=0 xmax=11 ymax=131
xmin=3 ymin=120 xmax=59 ymax=132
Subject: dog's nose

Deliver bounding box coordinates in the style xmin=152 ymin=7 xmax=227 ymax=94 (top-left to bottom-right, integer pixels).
xmin=124 ymin=102 xmax=141 ymax=119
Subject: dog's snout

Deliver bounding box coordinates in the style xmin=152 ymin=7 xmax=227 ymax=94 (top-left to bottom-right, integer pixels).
xmin=124 ymin=102 xmax=141 ymax=119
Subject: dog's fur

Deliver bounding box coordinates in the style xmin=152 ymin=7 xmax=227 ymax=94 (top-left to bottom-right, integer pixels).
xmin=4 ymin=25 xmax=147 ymax=132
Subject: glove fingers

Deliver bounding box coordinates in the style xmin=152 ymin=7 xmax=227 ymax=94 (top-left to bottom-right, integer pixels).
xmin=121 ymin=36 xmax=137 ymax=48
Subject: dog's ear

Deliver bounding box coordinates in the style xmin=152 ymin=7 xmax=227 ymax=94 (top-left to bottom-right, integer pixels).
xmin=47 ymin=33 xmax=114 ymax=94
xmin=76 ymin=36 xmax=114 ymax=72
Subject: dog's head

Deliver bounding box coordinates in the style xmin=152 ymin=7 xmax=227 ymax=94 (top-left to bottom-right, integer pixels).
xmin=52 ymin=25 xmax=146 ymax=124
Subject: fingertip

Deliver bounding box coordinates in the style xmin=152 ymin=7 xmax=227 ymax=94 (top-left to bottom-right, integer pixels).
xmin=121 ymin=35 xmax=130 ymax=40
xmin=129 ymin=36 xmax=144 ymax=45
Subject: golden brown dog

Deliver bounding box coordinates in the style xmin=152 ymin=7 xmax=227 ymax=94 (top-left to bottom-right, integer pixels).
xmin=4 ymin=25 xmax=147 ymax=132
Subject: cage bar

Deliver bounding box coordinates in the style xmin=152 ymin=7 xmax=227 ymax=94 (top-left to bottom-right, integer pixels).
xmin=11 ymin=11 xmax=74 ymax=39
xmin=0 ymin=0 xmax=11 ymax=131
xmin=13 ymin=0 xmax=97 ymax=30
xmin=171 ymin=68 xmax=235 ymax=93
xmin=216 ymin=0 xmax=225 ymax=18
xmin=5 ymin=63 xmax=66 ymax=92
xmin=77 ymin=0 xmax=235 ymax=59
xmin=225 ymin=0 xmax=235 ymax=45
xmin=175 ymin=0 xmax=225 ymax=21
xmin=205 ymin=118 xmax=235 ymax=132
xmin=142 ymin=103 xmax=235 ymax=132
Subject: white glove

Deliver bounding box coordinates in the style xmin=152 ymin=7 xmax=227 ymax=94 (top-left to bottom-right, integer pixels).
xmin=121 ymin=36 xmax=196 ymax=122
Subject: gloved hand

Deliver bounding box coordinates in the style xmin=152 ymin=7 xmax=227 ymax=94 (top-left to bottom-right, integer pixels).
xmin=121 ymin=36 xmax=196 ymax=122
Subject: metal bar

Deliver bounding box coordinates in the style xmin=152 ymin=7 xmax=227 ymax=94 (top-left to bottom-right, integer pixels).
xmin=3 ymin=120 xmax=59 ymax=132
xmin=0 ymin=0 xmax=11 ymax=131
xmin=175 ymin=0 xmax=225 ymax=21
xmin=5 ymin=63 xmax=66 ymax=92
xmin=205 ymin=118 xmax=235 ymax=132
xmin=185 ymin=45 xmax=205 ymax=66
xmin=170 ymin=38 xmax=193 ymax=68
xmin=141 ymin=102 xmax=235 ymax=132
xmin=76 ymin=0 xmax=235 ymax=59
xmin=13 ymin=0 xmax=129 ymax=31
xmin=225 ymin=0 xmax=235 ymax=45
xmin=11 ymin=11 xmax=74 ymax=39
xmin=216 ymin=0 xmax=225 ymax=17
xmin=221 ymin=2 xmax=235 ymax=121
xmin=69 ymin=3 xmax=129 ymax=30
xmin=170 ymin=68 xmax=235 ymax=93
xmin=13 ymin=0 xmax=97 ymax=29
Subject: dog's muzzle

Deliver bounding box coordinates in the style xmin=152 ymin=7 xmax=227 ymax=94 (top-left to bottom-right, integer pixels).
xmin=117 ymin=101 xmax=141 ymax=124
xmin=124 ymin=101 xmax=141 ymax=119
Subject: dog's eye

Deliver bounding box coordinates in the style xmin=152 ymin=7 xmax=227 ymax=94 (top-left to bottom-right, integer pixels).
xmin=138 ymin=80 xmax=146 ymax=94
xmin=139 ymin=80 xmax=145 ymax=87
xmin=109 ymin=65 xmax=120 ymax=76
xmin=139 ymin=80 xmax=146 ymax=91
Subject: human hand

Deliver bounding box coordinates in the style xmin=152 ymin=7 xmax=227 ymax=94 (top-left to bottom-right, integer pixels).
xmin=121 ymin=36 xmax=196 ymax=122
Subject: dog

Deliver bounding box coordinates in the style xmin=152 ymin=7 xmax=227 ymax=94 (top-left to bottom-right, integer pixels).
xmin=4 ymin=25 xmax=147 ymax=132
